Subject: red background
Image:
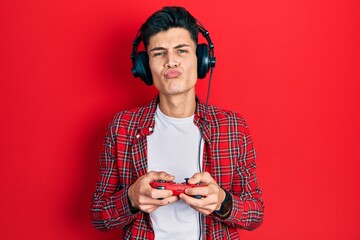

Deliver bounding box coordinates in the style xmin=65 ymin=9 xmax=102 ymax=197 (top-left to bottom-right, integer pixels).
xmin=1 ymin=0 xmax=359 ymax=239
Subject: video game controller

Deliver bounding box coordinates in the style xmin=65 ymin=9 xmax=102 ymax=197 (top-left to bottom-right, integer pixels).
xmin=150 ymin=178 xmax=206 ymax=199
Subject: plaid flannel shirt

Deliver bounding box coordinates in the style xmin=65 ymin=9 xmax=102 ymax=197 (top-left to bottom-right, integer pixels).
xmin=91 ymin=96 xmax=264 ymax=239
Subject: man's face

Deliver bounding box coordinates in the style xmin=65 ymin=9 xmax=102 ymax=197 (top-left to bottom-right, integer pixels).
xmin=147 ymin=27 xmax=198 ymax=98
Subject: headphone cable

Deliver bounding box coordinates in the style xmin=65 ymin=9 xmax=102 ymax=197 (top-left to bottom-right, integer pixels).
xmin=197 ymin=64 xmax=214 ymax=240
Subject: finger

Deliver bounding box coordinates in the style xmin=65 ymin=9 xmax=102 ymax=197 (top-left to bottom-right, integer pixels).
xmin=140 ymin=196 xmax=179 ymax=213
xmin=157 ymin=196 xmax=179 ymax=206
xmin=179 ymin=192 xmax=209 ymax=205
xmin=139 ymin=204 xmax=159 ymax=213
xmin=185 ymin=186 xmax=211 ymax=197
xmin=187 ymin=172 xmax=202 ymax=184
xmin=149 ymin=189 xmax=173 ymax=199
xmin=141 ymin=195 xmax=177 ymax=206
xmin=138 ymin=195 xmax=163 ymax=206
xmin=147 ymin=171 xmax=175 ymax=182
xmin=179 ymin=193 xmax=200 ymax=206
xmin=179 ymin=194 xmax=217 ymax=215
xmin=188 ymin=172 xmax=213 ymax=184
xmin=179 ymin=193 xmax=211 ymax=211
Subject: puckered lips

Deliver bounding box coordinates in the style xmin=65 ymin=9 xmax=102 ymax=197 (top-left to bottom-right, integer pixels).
xmin=164 ymin=69 xmax=181 ymax=79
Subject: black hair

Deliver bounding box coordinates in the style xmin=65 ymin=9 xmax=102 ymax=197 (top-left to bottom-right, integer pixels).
xmin=140 ymin=6 xmax=199 ymax=49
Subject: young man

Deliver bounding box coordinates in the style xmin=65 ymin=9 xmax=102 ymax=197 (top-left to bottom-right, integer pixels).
xmin=91 ymin=6 xmax=264 ymax=239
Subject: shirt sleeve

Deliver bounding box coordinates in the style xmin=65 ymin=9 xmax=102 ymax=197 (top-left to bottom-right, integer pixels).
xmin=90 ymin=113 xmax=138 ymax=230
xmin=213 ymin=114 xmax=264 ymax=230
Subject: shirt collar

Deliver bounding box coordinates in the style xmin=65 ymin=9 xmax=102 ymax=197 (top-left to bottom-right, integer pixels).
xmin=194 ymin=96 xmax=211 ymax=143
xmin=136 ymin=95 xmax=211 ymax=142
xmin=136 ymin=95 xmax=159 ymax=131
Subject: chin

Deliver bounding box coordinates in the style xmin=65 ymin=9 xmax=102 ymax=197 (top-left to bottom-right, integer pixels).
xmin=164 ymin=81 xmax=183 ymax=92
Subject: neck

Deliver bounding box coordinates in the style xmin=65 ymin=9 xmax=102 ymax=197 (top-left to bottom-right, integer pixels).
xmin=158 ymin=93 xmax=196 ymax=118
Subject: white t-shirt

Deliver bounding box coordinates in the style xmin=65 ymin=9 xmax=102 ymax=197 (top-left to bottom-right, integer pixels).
xmin=147 ymin=106 xmax=204 ymax=240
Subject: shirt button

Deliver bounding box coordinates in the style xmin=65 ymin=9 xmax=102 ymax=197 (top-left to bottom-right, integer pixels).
xmin=136 ymin=134 xmax=140 ymax=139
xmin=149 ymin=127 xmax=153 ymax=132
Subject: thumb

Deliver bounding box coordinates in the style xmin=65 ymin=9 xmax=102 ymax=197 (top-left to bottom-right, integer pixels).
xmin=188 ymin=172 xmax=213 ymax=185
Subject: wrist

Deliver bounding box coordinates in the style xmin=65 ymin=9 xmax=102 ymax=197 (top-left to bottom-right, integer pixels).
xmin=215 ymin=189 xmax=226 ymax=211
xmin=127 ymin=186 xmax=139 ymax=214
xmin=214 ymin=189 xmax=232 ymax=218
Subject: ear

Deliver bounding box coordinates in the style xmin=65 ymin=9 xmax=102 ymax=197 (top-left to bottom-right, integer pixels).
xmin=196 ymin=44 xmax=210 ymax=79
xmin=132 ymin=51 xmax=153 ymax=86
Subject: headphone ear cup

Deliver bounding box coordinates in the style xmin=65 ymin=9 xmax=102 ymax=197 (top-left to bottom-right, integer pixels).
xmin=132 ymin=51 xmax=153 ymax=85
xmin=196 ymin=43 xmax=210 ymax=79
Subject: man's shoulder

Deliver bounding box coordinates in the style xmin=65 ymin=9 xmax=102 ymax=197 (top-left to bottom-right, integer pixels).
xmin=112 ymin=105 xmax=145 ymax=120
xmin=206 ymin=105 xmax=251 ymax=138
xmin=109 ymin=99 xmax=157 ymax=129
xmin=207 ymin=104 xmax=247 ymax=125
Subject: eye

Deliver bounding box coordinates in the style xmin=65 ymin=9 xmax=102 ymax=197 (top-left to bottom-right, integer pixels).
xmin=178 ymin=49 xmax=188 ymax=54
xmin=153 ymin=52 xmax=165 ymax=57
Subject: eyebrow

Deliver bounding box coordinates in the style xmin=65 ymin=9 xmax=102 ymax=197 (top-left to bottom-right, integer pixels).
xmin=149 ymin=44 xmax=191 ymax=52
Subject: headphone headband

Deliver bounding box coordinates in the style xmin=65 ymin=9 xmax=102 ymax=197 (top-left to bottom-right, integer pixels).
xmin=196 ymin=21 xmax=215 ymax=56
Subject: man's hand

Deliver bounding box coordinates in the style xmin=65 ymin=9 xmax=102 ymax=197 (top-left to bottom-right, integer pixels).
xmin=127 ymin=171 xmax=179 ymax=213
xmin=179 ymin=172 xmax=226 ymax=215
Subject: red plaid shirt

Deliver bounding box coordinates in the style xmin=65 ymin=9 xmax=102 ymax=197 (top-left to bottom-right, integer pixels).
xmin=91 ymin=96 xmax=264 ymax=239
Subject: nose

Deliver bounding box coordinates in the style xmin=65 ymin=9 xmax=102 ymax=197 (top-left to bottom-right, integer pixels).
xmin=164 ymin=52 xmax=179 ymax=68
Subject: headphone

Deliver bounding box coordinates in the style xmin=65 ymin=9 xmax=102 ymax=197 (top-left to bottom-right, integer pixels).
xmin=131 ymin=21 xmax=216 ymax=86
